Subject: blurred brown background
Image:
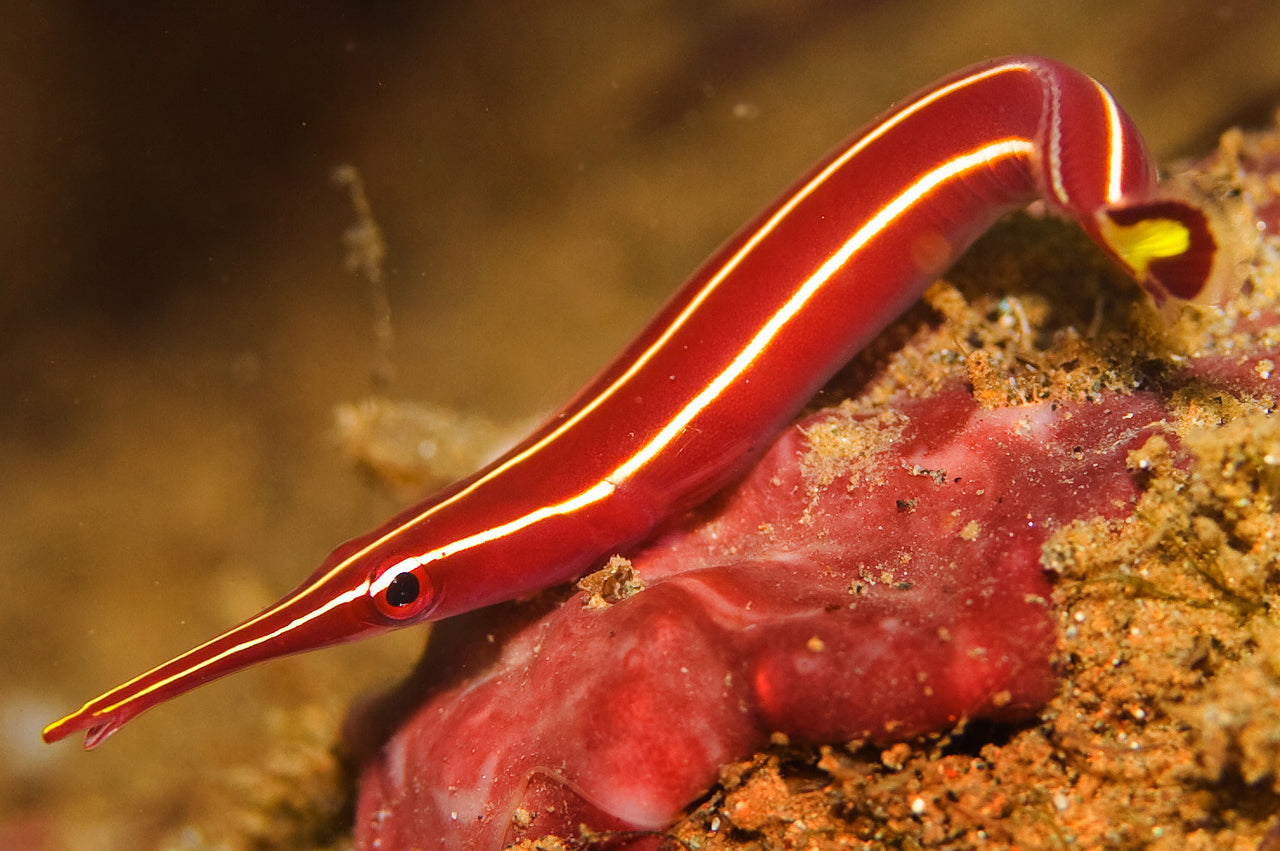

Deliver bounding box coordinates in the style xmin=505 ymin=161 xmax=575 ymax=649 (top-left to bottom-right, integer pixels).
xmin=4 ymin=2 xmax=1280 ymax=848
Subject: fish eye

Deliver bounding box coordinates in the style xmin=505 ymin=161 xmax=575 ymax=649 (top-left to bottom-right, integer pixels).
xmin=370 ymin=558 xmax=434 ymax=621
xmin=385 ymin=572 xmax=420 ymax=607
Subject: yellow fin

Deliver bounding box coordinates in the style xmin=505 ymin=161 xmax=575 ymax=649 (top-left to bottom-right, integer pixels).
xmin=1100 ymin=216 xmax=1191 ymax=279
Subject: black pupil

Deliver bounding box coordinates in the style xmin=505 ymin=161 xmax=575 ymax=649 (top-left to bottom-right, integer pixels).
xmin=385 ymin=572 xmax=420 ymax=608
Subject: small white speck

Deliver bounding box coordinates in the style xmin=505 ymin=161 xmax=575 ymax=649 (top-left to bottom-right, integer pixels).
xmin=911 ymin=797 xmax=926 ymax=815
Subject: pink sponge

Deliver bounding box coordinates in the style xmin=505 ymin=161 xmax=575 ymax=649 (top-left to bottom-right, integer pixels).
xmin=354 ymin=384 xmax=1167 ymax=848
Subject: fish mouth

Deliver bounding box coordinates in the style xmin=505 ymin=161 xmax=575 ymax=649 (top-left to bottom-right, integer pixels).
xmin=43 ymin=710 xmax=124 ymax=750
xmin=43 ymin=577 xmax=384 ymax=749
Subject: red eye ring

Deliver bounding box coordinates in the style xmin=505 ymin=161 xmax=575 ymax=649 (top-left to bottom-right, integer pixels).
xmin=371 ymin=559 xmax=435 ymax=621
